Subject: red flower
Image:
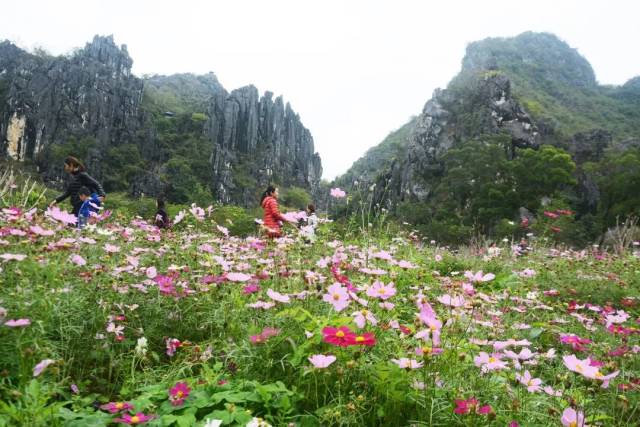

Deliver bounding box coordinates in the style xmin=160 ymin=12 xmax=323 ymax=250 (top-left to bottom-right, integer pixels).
xmin=100 ymin=401 xmax=133 ymax=413
xmin=348 ymin=332 xmax=376 ymax=346
xmin=322 ymin=326 xmax=356 ymax=347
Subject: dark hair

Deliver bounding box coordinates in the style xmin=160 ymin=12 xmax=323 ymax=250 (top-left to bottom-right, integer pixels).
xmin=157 ymin=198 xmax=166 ymax=210
xmin=64 ymin=156 xmax=86 ymax=172
xmin=307 ymin=203 xmax=316 ymax=213
xmin=260 ymin=185 xmax=277 ymax=203
xmin=78 ymin=186 xmax=91 ymax=197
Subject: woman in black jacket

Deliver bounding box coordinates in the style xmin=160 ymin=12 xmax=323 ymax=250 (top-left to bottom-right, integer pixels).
xmin=50 ymin=156 xmax=106 ymax=217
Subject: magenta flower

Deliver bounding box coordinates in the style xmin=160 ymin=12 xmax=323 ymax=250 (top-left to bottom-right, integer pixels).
xmin=29 ymin=225 xmax=55 ymax=236
xmin=366 ymin=281 xmax=396 ymax=300
xmin=559 ymin=334 xmax=592 ymax=351
xmin=32 ymin=359 xmax=55 ymax=377
xmin=250 ymin=327 xmax=281 ymax=344
xmin=242 ymin=283 xmax=260 ymax=294
xmin=113 ymin=412 xmax=154 ymax=425
xmin=323 ymin=283 xmax=350 ymax=312
xmin=454 ymin=397 xmax=492 ymax=415
xmin=308 ymin=354 xmax=337 ymax=368
xmin=100 ymin=401 xmax=134 ymax=413
xmin=322 ymin=326 xmax=356 ymax=347
xmin=561 ymin=408 xmax=587 ymax=427
xmin=169 ymin=382 xmax=191 ymax=406
xmin=4 ymin=318 xmax=31 ymax=327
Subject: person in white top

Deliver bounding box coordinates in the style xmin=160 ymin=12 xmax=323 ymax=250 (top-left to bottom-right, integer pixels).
xmin=301 ymin=203 xmax=318 ymax=243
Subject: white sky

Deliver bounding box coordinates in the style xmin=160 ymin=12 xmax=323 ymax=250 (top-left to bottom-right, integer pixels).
xmin=2 ymin=0 xmax=639 ymax=180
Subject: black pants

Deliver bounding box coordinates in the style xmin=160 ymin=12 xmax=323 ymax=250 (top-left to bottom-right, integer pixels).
xmin=72 ymin=203 xmax=81 ymax=217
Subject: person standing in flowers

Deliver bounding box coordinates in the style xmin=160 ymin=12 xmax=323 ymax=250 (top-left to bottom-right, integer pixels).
xmin=154 ymin=198 xmax=171 ymax=229
xmin=260 ymin=185 xmax=295 ymax=238
xmin=50 ymin=156 xmax=106 ymax=218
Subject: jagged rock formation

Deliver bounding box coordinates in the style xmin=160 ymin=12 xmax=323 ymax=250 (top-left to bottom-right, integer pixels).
xmin=0 ymin=35 xmax=143 ymax=181
xmin=206 ymin=86 xmax=322 ymax=204
xmin=0 ymin=36 xmax=322 ymax=206
xmin=382 ymin=72 xmax=539 ymax=204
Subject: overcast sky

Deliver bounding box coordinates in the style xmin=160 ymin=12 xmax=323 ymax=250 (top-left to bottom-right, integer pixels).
xmin=2 ymin=0 xmax=639 ymax=180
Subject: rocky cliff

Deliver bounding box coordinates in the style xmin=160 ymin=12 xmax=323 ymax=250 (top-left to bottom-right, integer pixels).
xmin=0 ymin=35 xmax=322 ymax=206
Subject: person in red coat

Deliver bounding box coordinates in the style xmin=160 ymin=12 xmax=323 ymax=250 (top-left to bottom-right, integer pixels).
xmin=260 ymin=185 xmax=294 ymax=238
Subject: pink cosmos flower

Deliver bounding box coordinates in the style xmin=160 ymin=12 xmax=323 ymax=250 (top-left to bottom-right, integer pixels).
xmin=308 ymin=354 xmax=337 ymax=368
xmin=562 ymin=355 xmax=599 ymax=378
xmin=113 ymin=412 xmax=154 ymax=425
xmin=366 ymin=280 xmax=396 ymax=300
xmin=29 ymin=225 xmax=55 ymax=236
xmin=33 ymin=359 xmax=55 ymax=377
xmin=216 ymin=225 xmax=229 ymax=237
xmin=434 ymin=254 xmax=443 ymax=262
xmin=323 ymin=283 xmax=350 ymax=312
xmin=267 ymin=288 xmax=291 ymax=303
xmin=247 ymin=301 xmax=275 ymax=309
xmin=173 ymin=210 xmax=186 ymax=225
xmin=166 ymin=338 xmax=182 ymax=357
xmin=464 ymin=270 xmax=495 ymax=283
xmin=474 ymin=352 xmax=508 ymax=373
xmin=250 ymin=327 xmax=281 ymax=344
xmin=227 ymin=272 xmax=252 ymax=282
xmin=561 ymin=408 xmax=587 ymax=427
xmin=330 ymin=187 xmax=346 ymax=198
xmin=70 ymin=254 xmax=86 ymax=266
xmin=352 ymin=309 xmax=378 ymax=328
xmin=437 ymin=294 xmax=465 ymax=307
xmin=169 ymin=382 xmax=191 ymax=406
xmin=189 ymin=204 xmax=205 ymax=221
xmin=322 ymin=326 xmax=356 ymax=347
xmin=391 ymin=358 xmax=424 ymax=369
xmin=45 ymin=206 xmax=77 ymax=225
xmin=145 ymin=266 xmax=157 ymax=279
xmin=104 ymin=244 xmax=120 ymax=253
xmin=4 ymin=318 xmax=31 ymax=327
xmin=515 ymin=370 xmax=542 ymax=393
xmin=0 ymin=253 xmax=27 ymax=261
xmin=100 ymin=401 xmax=134 ymax=413
xmin=415 ymin=346 xmax=443 ymax=357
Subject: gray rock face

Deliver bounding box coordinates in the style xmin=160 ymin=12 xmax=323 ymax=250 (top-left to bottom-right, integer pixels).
xmin=0 ymin=35 xmax=322 ymax=206
xmin=206 ymin=86 xmax=322 ymax=204
xmin=0 ymin=36 xmax=143 ymax=181
xmin=383 ymin=72 xmax=539 ymax=204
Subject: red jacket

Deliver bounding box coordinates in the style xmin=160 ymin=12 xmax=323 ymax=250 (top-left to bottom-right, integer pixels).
xmin=261 ymin=196 xmax=286 ymax=237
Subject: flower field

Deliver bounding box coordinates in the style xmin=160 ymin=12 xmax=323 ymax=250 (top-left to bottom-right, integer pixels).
xmin=1 ymin=205 xmax=639 ymax=426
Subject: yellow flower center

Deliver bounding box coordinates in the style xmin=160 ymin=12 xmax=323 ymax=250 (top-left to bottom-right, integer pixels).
xmin=361 ymin=310 xmax=368 ymax=315
xmin=576 ymin=365 xmax=583 ymax=373
xmin=527 ymin=380 xmax=534 ymax=386
xmin=430 ymin=325 xmax=438 ymax=331
xmin=422 ymin=346 xmax=432 ymax=354
xmin=176 ymin=391 xmax=184 ymax=398
xmin=569 ymin=422 xmax=577 ymax=427
xmin=595 ymin=371 xmax=603 ymax=379
xmin=336 ymin=331 xmax=345 ymax=338
xmin=356 ymin=336 xmax=365 ymax=342
xmin=378 ymin=288 xmax=386 ymax=294
xmin=115 ymin=402 xmax=124 ymax=409
xmin=488 ymin=357 xmax=497 ymax=363
xmin=333 ymin=293 xmax=340 ymax=300
xmin=130 ymin=416 xmax=140 ymax=424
